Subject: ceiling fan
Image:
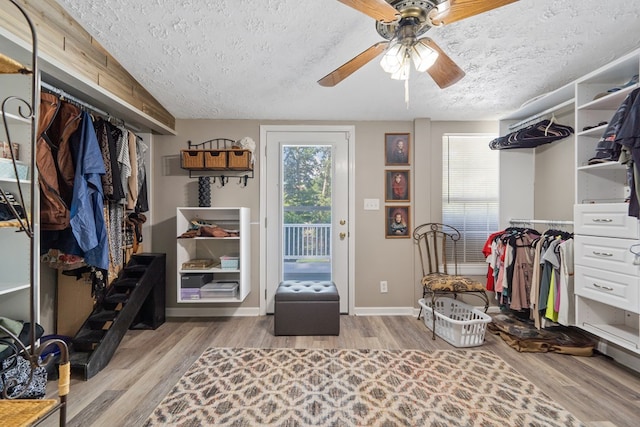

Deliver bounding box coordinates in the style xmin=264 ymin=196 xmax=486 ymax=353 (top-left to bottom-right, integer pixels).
xmin=318 ymin=0 xmax=518 ymax=89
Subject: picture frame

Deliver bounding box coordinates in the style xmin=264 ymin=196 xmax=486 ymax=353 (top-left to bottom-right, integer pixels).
xmin=385 ymin=133 xmax=410 ymax=166
xmin=385 ymin=170 xmax=410 ymax=202
xmin=385 ymin=206 xmax=410 ymax=239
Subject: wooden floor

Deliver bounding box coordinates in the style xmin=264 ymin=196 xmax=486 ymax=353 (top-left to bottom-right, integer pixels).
xmin=42 ymin=315 xmax=640 ymax=427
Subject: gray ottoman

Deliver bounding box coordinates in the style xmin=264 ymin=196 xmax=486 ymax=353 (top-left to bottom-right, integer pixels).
xmin=274 ymin=281 xmax=340 ymax=336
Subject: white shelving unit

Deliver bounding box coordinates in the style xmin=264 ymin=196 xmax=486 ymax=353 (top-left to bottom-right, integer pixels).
xmin=176 ymin=207 xmax=250 ymax=303
xmin=497 ymin=82 xmax=576 ymax=227
xmin=498 ymin=48 xmax=640 ymax=368
xmin=573 ymin=50 xmax=640 ymax=360
xmin=0 ymin=33 xmax=37 ymax=324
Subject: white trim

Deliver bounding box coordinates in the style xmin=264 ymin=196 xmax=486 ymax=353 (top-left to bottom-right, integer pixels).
xmin=354 ymin=307 xmax=415 ymax=316
xmin=166 ymin=307 xmax=260 ymax=317
xmin=259 ymin=125 xmax=356 ymax=316
xmin=595 ymin=340 xmax=640 ymax=374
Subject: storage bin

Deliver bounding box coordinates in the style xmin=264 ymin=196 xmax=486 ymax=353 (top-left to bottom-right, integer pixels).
xmin=0 ymin=158 xmax=28 ymax=180
xmin=181 ymin=273 xmax=213 ymax=288
xmin=204 ymin=150 xmax=227 ymax=169
xmin=201 ymin=281 xmax=239 ymax=298
xmin=180 ymin=288 xmax=201 ymax=300
xmin=182 ymin=258 xmax=215 ymax=269
xmin=181 ymin=150 xmax=205 ymax=169
xmin=418 ymin=298 xmax=491 ymax=348
xmin=220 ymin=255 xmax=239 ymax=269
xmin=227 ymin=149 xmax=252 ymax=170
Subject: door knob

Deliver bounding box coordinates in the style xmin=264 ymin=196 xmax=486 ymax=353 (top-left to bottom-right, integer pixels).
xmin=339 ymin=232 xmax=346 ymax=240
xmin=340 ymin=219 xmax=346 ymax=225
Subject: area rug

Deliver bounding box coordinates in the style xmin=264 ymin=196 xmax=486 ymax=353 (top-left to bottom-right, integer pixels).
xmin=144 ymin=348 xmax=583 ymax=427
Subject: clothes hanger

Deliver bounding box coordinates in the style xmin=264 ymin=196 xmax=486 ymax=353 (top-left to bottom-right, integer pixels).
xmin=544 ymin=113 xmax=557 ymax=136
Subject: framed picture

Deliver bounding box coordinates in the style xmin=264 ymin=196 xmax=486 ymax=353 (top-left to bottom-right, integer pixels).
xmin=385 ymin=170 xmax=410 ymax=202
xmin=385 ymin=206 xmax=410 ymax=239
xmin=385 ymin=133 xmax=410 ymax=165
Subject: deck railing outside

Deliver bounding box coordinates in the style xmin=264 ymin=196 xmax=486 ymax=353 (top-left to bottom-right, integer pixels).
xmin=283 ymin=223 xmax=331 ymax=261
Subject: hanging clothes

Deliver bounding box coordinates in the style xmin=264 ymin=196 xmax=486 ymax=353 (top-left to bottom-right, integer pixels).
xmin=93 ymin=118 xmax=125 ymax=201
xmin=614 ymin=87 xmax=640 ymax=218
xmin=126 ymin=131 xmax=139 ymax=210
xmin=69 ymin=111 xmax=109 ymax=271
xmin=36 ymin=92 xmax=82 ymax=230
xmin=134 ymin=137 xmax=149 ymax=213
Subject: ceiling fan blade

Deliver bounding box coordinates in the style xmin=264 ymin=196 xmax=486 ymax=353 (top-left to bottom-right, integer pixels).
xmin=318 ymin=41 xmax=389 ymax=87
xmin=430 ymin=0 xmax=518 ymax=26
xmin=337 ymin=0 xmax=399 ymax=23
xmin=419 ymin=38 xmax=465 ymax=89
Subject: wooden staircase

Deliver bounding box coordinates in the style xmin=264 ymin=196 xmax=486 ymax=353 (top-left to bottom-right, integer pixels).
xmin=69 ymin=253 xmax=165 ymax=380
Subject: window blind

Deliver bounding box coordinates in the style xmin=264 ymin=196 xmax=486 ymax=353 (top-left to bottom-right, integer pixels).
xmin=442 ymin=134 xmax=499 ymax=263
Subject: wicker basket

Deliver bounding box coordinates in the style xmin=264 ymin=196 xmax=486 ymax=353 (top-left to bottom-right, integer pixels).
xmin=0 ymin=399 xmax=58 ymax=427
xmin=181 ymin=150 xmax=204 ymax=169
xmin=204 ymin=150 xmax=227 ymax=169
xmin=418 ymin=298 xmax=491 ymax=347
xmin=227 ymin=149 xmax=252 ymax=170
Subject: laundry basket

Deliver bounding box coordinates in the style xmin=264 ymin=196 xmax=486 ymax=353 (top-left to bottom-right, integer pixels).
xmin=418 ymin=298 xmax=491 ymax=347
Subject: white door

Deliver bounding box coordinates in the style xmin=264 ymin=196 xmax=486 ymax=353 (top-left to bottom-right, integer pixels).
xmin=261 ymin=126 xmax=352 ymax=313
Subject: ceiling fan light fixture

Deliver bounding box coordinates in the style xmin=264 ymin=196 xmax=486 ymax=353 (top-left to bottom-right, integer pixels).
xmin=390 ymin=59 xmax=410 ymax=80
xmin=411 ymin=41 xmax=439 ymax=72
xmin=379 ymin=42 xmax=407 ymax=74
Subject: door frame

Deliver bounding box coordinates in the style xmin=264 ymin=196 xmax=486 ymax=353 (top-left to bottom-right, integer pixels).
xmin=259 ymin=125 xmax=356 ymax=316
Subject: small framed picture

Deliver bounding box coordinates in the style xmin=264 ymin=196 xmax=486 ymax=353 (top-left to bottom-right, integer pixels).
xmin=385 ymin=133 xmax=410 ymax=165
xmin=386 ymin=206 xmax=410 ymax=239
xmin=385 ymin=170 xmax=410 ymax=202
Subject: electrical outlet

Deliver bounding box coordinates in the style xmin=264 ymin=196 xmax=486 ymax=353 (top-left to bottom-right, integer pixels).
xmin=380 ymin=280 xmax=388 ymax=293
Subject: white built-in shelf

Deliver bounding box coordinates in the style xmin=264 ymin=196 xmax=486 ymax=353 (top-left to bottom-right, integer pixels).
xmin=0 ymin=281 xmax=29 ymax=296
xmin=577 ymin=84 xmax=637 ymax=110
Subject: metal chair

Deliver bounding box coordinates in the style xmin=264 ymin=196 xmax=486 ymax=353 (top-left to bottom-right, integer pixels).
xmin=413 ymin=223 xmax=489 ymax=339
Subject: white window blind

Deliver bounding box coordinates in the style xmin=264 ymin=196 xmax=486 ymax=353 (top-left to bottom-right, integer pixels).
xmin=442 ymin=134 xmax=499 ymax=263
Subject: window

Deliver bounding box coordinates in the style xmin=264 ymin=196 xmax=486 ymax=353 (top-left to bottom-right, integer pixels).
xmin=442 ymin=134 xmax=499 ymax=264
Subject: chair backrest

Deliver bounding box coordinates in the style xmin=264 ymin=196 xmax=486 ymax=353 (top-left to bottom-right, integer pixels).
xmin=413 ymin=223 xmax=460 ymax=276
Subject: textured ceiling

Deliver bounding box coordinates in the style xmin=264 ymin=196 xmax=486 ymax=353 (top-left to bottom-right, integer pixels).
xmin=53 ymin=0 xmax=640 ymax=121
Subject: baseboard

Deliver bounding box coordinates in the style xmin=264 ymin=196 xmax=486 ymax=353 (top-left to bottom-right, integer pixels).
xmin=353 ymin=307 xmax=415 ymax=316
xmin=595 ymin=339 xmax=640 ymax=374
xmin=165 ymin=305 xmax=499 ymax=318
xmin=166 ymin=307 xmax=260 ymax=317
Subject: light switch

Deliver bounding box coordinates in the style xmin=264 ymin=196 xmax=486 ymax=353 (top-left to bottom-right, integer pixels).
xmin=364 ymin=198 xmax=379 ymax=210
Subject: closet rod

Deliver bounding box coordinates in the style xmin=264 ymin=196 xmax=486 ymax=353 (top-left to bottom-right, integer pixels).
xmin=508 ymin=99 xmax=574 ymax=131
xmin=509 ymin=218 xmax=574 ymax=225
xmin=40 ymin=82 xmax=117 ymax=123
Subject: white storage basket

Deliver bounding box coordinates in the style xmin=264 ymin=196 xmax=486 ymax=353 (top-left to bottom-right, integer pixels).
xmin=418 ymin=298 xmax=491 ymax=348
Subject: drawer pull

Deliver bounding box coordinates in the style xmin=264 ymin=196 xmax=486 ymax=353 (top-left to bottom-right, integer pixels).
xmin=591 ymin=218 xmax=613 ymax=223
xmin=593 ymin=283 xmax=614 ymax=291
xmin=592 ymin=251 xmax=613 ymax=257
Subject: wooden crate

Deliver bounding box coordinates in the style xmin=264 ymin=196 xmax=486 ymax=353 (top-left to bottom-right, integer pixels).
xmin=181 ymin=150 xmax=204 ymax=169
xmin=227 ymin=149 xmax=252 ymax=170
xmin=204 ymin=150 xmax=227 ymax=169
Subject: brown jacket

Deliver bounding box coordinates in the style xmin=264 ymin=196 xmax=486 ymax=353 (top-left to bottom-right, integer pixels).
xmin=37 ymin=93 xmax=81 ymax=230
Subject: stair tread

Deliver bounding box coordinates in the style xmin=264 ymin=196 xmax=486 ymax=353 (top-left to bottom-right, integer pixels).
xmin=73 ymin=329 xmax=105 ymax=344
xmin=88 ymin=310 xmax=118 ymax=322
xmin=104 ymin=293 xmax=129 ymax=304
xmin=111 ymin=278 xmax=139 ymax=288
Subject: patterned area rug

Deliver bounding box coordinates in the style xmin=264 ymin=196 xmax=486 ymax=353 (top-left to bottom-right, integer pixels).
xmin=144 ymin=348 xmax=583 ymax=427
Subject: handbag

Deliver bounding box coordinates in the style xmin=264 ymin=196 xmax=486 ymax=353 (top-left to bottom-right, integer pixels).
xmin=0 ymin=342 xmax=47 ymax=399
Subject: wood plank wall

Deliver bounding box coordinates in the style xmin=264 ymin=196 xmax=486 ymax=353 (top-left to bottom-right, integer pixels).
xmin=0 ymin=0 xmax=176 ymax=132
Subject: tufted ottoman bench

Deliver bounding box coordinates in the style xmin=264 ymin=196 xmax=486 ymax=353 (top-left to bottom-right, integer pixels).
xmin=274 ymin=281 xmax=340 ymax=336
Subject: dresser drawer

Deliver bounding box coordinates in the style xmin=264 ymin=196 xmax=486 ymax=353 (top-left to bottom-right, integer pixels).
xmin=574 ymin=265 xmax=639 ymax=313
xmin=574 ymin=235 xmax=639 ymax=275
xmin=574 ymin=203 xmax=639 ymax=239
